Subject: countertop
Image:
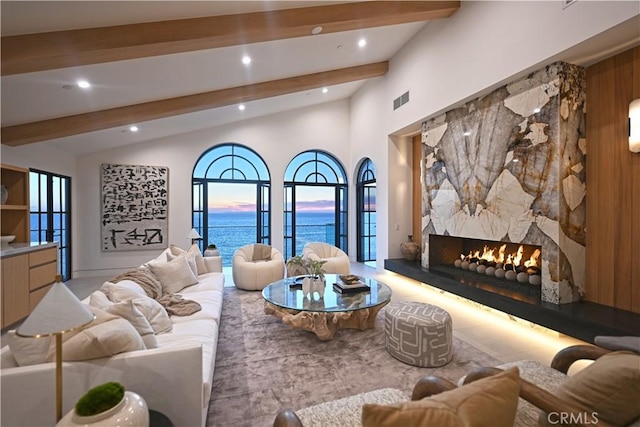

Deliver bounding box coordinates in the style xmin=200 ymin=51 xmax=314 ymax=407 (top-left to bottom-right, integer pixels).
xmin=0 ymin=241 xmax=58 ymax=258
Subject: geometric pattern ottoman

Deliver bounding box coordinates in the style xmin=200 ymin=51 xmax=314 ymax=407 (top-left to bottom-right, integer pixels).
xmin=384 ymin=301 xmax=453 ymax=367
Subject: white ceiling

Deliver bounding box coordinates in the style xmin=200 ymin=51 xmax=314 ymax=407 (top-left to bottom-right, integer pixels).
xmin=1 ymin=1 xmax=639 ymax=156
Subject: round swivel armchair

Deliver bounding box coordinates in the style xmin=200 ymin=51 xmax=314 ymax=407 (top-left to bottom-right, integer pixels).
xmin=232 ymin=243 xmax=285 ymax=290
xmin=302 ymin=242 xmax=350 ymax=275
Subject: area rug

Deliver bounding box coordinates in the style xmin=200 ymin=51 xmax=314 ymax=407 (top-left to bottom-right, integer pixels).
xmin=207 ymin=286 xmax=502 ymax=427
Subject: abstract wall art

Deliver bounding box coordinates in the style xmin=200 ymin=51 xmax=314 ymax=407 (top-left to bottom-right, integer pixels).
xmin=101 ymin=163 xmax=169 ymax=251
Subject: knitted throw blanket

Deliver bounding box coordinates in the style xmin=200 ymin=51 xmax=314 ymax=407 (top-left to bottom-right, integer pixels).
xmin=112 ymin=267 xmax=201 ymax=316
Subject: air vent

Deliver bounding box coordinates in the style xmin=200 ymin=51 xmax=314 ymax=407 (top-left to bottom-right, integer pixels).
xmin=393 ymin=91 xmax=410 ymax=110
xmin=563 ymin=0 xmax=578 ymax=9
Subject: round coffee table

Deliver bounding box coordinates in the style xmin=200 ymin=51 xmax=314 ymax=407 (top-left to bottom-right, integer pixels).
xmin=262 ymin=274 xmax=392 ymax=340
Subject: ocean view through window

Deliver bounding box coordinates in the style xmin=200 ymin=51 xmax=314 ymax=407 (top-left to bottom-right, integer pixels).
xmin=207 ymin=211 xmax=335 ymax=266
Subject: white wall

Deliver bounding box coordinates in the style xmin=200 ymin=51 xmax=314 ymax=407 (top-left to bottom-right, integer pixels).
xmin=73 ymin=100 xmax=351 ymax=276
xmin=350 ymin=0 xmax=639 ymax=267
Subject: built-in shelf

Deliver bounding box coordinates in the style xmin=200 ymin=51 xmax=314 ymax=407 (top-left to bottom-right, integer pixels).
xmin=384 ymin=258 xmax=640 ymax=344
xmin=1 ymin=164 xmax=30 ymax=243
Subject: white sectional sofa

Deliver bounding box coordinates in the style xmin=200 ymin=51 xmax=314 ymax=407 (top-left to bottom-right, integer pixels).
xmin=0 ymin=251 xmax=224 ymax=427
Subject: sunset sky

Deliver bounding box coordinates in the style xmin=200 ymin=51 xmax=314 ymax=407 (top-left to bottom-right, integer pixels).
xmin=207 ymin=183 xmax=335 ymax=212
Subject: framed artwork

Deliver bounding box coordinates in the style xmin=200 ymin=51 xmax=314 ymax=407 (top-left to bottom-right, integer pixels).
xmin=101 ymin=163 xmax=169 ymax=251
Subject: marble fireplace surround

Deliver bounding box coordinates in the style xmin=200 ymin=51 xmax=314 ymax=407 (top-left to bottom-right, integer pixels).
xmin=420 ymin=62 xmax=586 ymax=305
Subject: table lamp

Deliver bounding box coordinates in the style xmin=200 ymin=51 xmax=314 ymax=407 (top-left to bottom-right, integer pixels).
xmin=16 ymin=275 xmax=95 ymax=422
xmin=187 ymin=228 xmax=202 ymax=244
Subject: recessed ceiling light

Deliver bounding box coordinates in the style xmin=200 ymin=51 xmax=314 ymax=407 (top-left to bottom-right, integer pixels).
xmin=533 ymin=108 xmax=541 ymax=113
xmin=242 ymin=55 xmax=251 ymax=65
xmin=358 ymin=38 xmax=367 ymax=48
xmin=512 ymin=158 xmax=519 ymax=163
xmin=129 ymin=125 xmax=139 ymax=132
xmin=463 ymin=131 xmax=471 ymax=136
xmin=322 ymin=87 xmax=328 ymax=94
xmin=77 ymin=80 xmax=91 ymax=89
xmin=311 ymin=26 xmax=323 ymax=35
xmin=238 ymin=104 xmax=245 ymax=111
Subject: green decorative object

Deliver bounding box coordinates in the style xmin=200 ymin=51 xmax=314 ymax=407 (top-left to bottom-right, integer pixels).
xmin=75 ymin=382 xmax=125 ymax=417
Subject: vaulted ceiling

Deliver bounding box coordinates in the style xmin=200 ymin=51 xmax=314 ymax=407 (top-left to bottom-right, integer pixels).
xmin=0 ymin=1 xmax=459 ymax=154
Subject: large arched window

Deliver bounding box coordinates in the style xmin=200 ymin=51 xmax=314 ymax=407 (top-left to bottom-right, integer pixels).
xmin=356 ymin=158 xmax=377 ymax=263
xmin=192 ymin=144 xmax=270 ymax=265
xmin=284 ymin=150 xmax=347 ymax=258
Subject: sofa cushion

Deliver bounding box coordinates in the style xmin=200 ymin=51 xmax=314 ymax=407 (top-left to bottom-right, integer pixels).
xmin=88 ymin=290 xmax=172 ymax=335
xmin=539 ymin=351 xmax=640 ymax=427
xmin=59 ymin=317 xmax=146 ymax=361
xmin=5 ymin=331 xmax=52 ymax=366
xmin=104 ymin=300 xmax=157 ymax=348
xmin=594 ymin=335 xmax=640 ymax=353
xmin=362 ymin=367 xmax=520 ymax=427
xmin=100 ymin=280 xmax=147 ymax=302
xmin=170 ymin=244 xmax=207 ymax=275
xmin=147 ymin=254 xmax=199 ymax=294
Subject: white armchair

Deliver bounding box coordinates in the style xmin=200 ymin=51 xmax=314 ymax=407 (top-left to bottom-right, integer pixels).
xmin=232 ymin=244 xmax=285 ymax=290
xmin=302 ymin=242 xmax=350 ymax=275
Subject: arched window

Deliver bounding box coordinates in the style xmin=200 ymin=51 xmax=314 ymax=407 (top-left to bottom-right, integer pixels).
xmin=283 ymin=150 xmax=347 ymax=258
xmin=192 ymin=144 xmax=270 ymax=264
xmin=356 ymin=158 xmax=376 ymax=263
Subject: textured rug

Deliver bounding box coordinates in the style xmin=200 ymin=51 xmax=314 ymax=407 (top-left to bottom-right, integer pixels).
xmin=207 ymin=286 xmax=501 ymax=427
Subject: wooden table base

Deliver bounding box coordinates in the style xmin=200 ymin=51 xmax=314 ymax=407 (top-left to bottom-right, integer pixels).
xmin=264 ymin=300 xmax=389 ymax=341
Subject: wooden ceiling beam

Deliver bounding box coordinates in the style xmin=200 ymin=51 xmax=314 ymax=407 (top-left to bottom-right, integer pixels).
xmin=1 ymin=1 xmax=458 ymax=75
xmin=0 ymin=61 xmax=388 ymax=146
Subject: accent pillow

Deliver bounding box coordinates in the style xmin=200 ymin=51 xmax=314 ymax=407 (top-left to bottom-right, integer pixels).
xmin=56 ymin=318 xmax=145 ymax=361
xmin=252 ymin=243 xmax=272 ymax=261
xmin=538 ymin=351 xmax=640 ymax=427
xmin=594 ymin=335 xmax=640 ymax=353
xmin=6 ymin=331 xmax=52 ymax=366
xmin=147 ymin=254 xmax=199 ymax=294
xmin=167 ymin=251 xmax=198 ymax=277
xmin=100 ymin=280 xmax=147 ymax=302
xmin=171 ymin=244 xmax=207 ymax=275
xmin=88 ymin=290 xmax=172 ymax=335
xmin=362 ymin=367 xmax=520 ymax=427
xmin=104 ymin=300 xmax=157 ymax=348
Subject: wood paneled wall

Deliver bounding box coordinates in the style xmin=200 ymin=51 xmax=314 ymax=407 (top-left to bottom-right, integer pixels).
xmin=585 ymin=46 xmax=640 ymax=313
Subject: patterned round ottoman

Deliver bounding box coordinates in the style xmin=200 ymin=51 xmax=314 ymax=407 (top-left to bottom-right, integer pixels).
xmin=384 ymin=301 xmax=453 ymax=367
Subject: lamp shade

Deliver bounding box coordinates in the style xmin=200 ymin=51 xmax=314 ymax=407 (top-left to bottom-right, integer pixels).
xmin=187 ymin=228 xmax=202 ymax=240
xmin=16 ymin=278 xmax=94 ymax=337
xmin=630 ymin=98 xmax=640 ymax=153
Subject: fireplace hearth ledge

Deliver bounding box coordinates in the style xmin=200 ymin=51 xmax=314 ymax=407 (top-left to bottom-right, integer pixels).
xmin=384 ymin=258 xmax=640 ymax=344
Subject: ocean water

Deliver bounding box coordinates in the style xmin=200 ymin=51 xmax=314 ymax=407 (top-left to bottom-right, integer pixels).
xmin=205 ymin=211 xmax=337 ymax=265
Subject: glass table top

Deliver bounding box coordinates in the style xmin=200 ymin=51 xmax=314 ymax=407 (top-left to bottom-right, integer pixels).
xmin=262 ymin=274 xmax=392 ymax=313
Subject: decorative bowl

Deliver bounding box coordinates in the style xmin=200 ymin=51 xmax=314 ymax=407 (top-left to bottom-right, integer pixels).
xmin=1 ymin=235 xmax=16 ymax=245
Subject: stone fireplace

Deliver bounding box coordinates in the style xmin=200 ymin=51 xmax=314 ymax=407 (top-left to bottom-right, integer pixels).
xmin=420 ymin=62 xmax=586 ymax=305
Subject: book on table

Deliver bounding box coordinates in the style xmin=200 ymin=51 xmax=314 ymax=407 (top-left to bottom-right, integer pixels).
xmin=333 ymin=280 xmax=370 ymax=293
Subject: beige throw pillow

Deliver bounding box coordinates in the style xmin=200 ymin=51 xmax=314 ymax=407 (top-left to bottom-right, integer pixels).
xmin=252 ymin=243 xmax=272 ymax=261
xmin=6 ymin=331 xmax=52 ymax=366
xmin=147 ymin=254 xmax=199 ymax=294
xmin=104 ymin=300 xmax=157 ymax=348
xmin=58 ymin=318 xmax=145 ymax=361
xmin=362 ymin=367 xmax=520 ymax=427
xmin=538 ymin=351 xmax=640 ymax=427
xmin=88 ymin=290 xmax=172 ymax=335
xmin=100 ymin=280 xmax=147 ymax=302
xmin=170 ymin=244 xmax=206 ymax=275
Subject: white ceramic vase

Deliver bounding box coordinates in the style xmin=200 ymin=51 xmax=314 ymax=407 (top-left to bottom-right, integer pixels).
xmin=57 ymin=391 xmax=149 ymax=427
xmin=311 ymin=276 xmax=326 ymax=298
xmin=302 ymin=277 xmax=313 ymax=299
xmin=204 ymin=248 xmax=220 ymax=257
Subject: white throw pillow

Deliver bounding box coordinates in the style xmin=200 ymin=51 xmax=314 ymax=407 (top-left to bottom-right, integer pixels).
xmin=169 ymin=244 xmax=206 ymax=275
xmin=167 ymin=252 xmax=198 ymax=277
xmin=105 ymin=300 xmax=158 ymax=349
xmin=147 ymin=254 xmax=199 ymax=294
xmin=57 ymin=318 xmax=146 ymax=361
xmin=6 ymin=331 xmax=52 ymax=366
xmin=89 ymin=290 xmax=171 ymax=335
xmin=100 ymin=280 xmax=147 ymax=302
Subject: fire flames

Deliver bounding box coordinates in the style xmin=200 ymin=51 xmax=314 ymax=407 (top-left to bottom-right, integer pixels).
xmin=455 ymin=244 xmax=541 ymax=285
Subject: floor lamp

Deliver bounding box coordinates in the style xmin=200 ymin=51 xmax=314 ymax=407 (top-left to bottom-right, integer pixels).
xmin=16 ymin=275 xmax=95 ymax=422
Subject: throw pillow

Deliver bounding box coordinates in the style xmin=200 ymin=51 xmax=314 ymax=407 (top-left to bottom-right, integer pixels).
xmin=104 ymin=300 xmax=158 ymax=349
xmin=55 ymin=318 xmax=146 ymax=361
xmin=88 ymin=291 xmax=172 ymax=335
xmin=170 ymin=244 xmax=207 ymax=275
xmin=252 ymin=243 xmax=272 ymax=261
xmin=6 ymin=331 xmax=52 ymax=366
xmin=594 ymin=335 xmax=640 ymax=353
xmin=147 ymin=254 xmax=199 ymax=294
xmin=167 ymin=251 xmax=198 ymax=277
xmin=362 ymin=367 xmax=520 ymax=427
xmin=100 ymin=280 xmax=147 ymax=302
xmin=538 ymin=351 xmax=640 ymax=427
